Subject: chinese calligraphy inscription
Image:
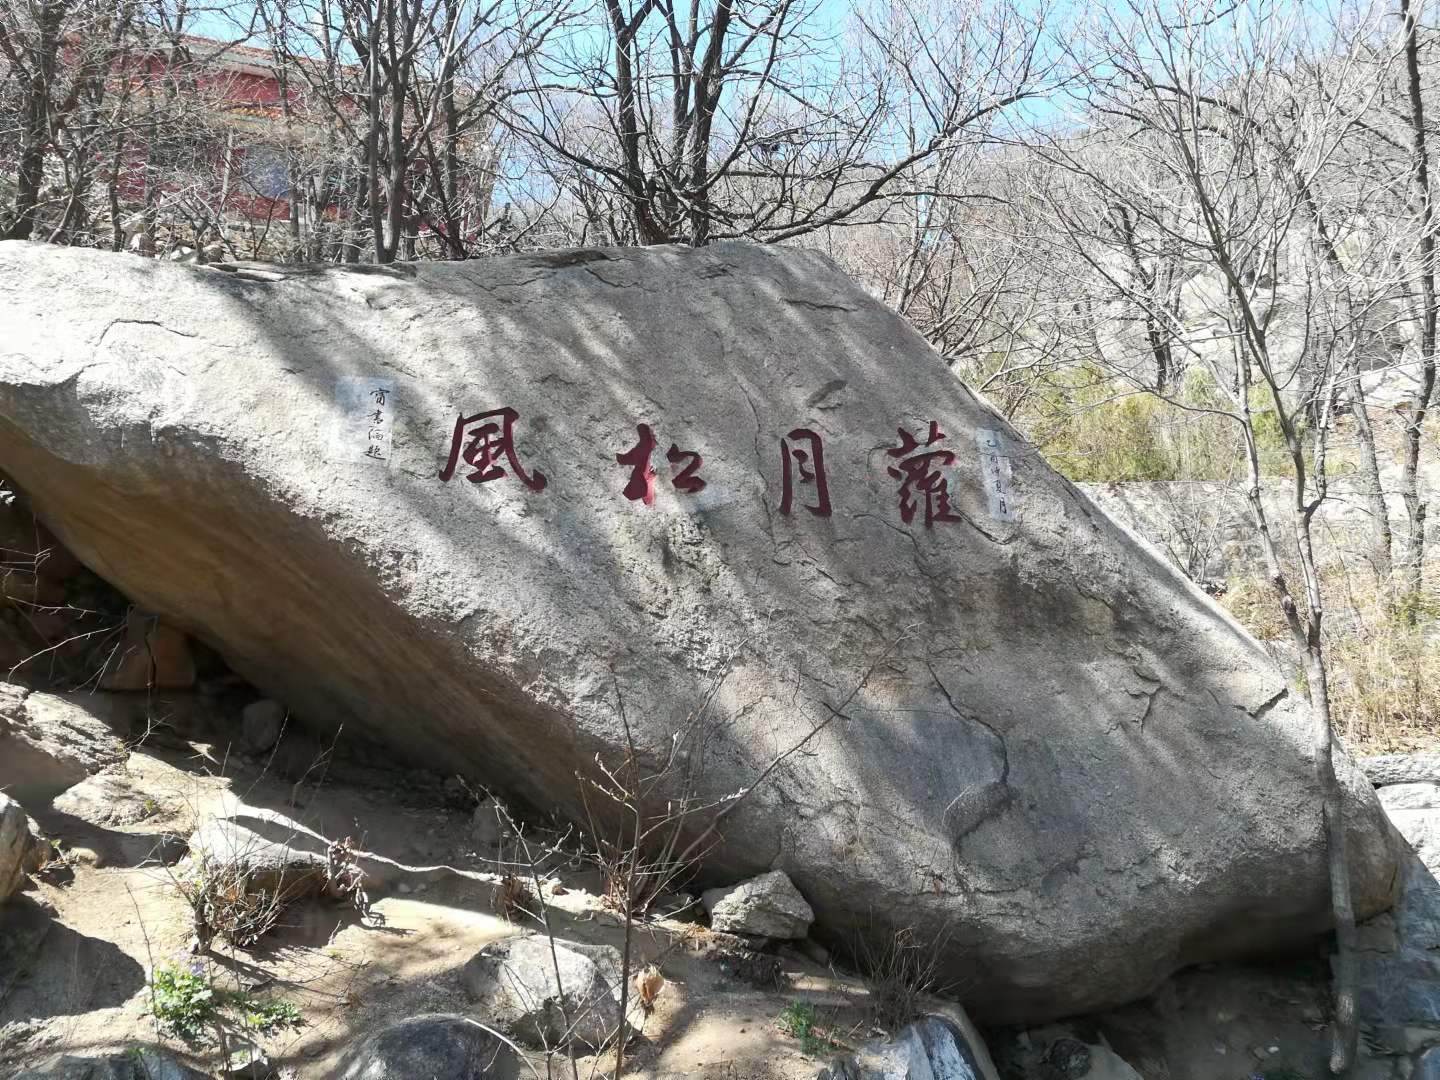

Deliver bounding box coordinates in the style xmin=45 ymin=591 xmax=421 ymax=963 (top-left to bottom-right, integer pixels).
xmin=435 ymin=405 xmax=1019 ymax=525
xmin=439 ymin=407 xmax=547 ymax=490
xmin=976 ymin=429 xmax=1018 ymax=523
xmin=330 ymin=377 xmax=395 ymax=465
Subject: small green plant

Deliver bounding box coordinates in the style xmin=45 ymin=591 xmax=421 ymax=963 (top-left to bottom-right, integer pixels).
xmin=150 ymin=963 xmax=218 ymax=1044
xmin=149 ymin=962 xmax=304 ymax=1048
xmin=776 ymin=1000 xmax=841 ymax=1056
xmin=243 ymin=999 xmax=304 ymax=1034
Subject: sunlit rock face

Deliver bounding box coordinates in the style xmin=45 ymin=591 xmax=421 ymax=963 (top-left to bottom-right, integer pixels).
xmin=0 ymin=240 xmax=1400 ymax=1023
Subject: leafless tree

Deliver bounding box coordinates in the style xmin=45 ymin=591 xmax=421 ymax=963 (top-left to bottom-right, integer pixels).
xmin=255 ymin=0 xmax=567 ymax=263
xmin=1018 ymin=0 xmax=1404 ymax=1069
xmin=507 ymin=0 xmax=1059 ymax=247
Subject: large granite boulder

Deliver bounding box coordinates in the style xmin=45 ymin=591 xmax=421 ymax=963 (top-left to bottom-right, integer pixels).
xmin=0 ymin=241 xmax=1401 ymax=1023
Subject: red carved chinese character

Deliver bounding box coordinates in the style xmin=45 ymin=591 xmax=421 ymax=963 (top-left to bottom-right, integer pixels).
xmin=887 ymin=421 xmax=960 ymax=526
xmin=618 ymin=426 xmax=706 ymax=503
xmin=438 ymin=407 xmax=547 ymax=491
xmin=617 ymin=423 xmax=659 ymax=505
xmin=780 ymin=428 xmax=831 ymax=517
xmin=667 ymin=444 xmax=705 ymax=494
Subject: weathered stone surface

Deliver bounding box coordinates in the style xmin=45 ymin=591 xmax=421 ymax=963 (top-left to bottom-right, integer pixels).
xmin=703 ymin=869 xmax=813 ymax=938
xmin=1363 ymin=754 xmax=1440 ymax=788
xmin=1 ymin=791 xmax=43 ymax=901
xmin=332 ymin=1014 xmax=520 ymax=1080
xmin=188 ymin=802 xmax=329 ymax=899
xmin=462 ymin=933 xmax=626 ymax=1049
xmin=819 ymin=1016 xmax=991 ymax=1080
xmin=11 ymin=1049 xmax=210 ymax=1080
xmin=0 ymin=241 xmax=1402 ymax=1023
xmin=1354 ymin=780 xmax=1440 ymax=1026
xmin=53 ymin=769 xmax=161 ymax=826
xmin=0 ymin=685 xmax=129 ymax=803
xmin=240 ymin=698 xmax=285 ymax=753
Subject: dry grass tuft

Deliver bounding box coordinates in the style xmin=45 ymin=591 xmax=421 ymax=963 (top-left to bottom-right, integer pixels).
xmin=635 ymin=964 xmax=665 ymax=1013
xmin=850 ymin=924 xmax=954 ymax=1035
xmin=1329 ymin=618 xmax=1440 ymax=753
xmin=491 ymin=874 xmax=534 ymax=922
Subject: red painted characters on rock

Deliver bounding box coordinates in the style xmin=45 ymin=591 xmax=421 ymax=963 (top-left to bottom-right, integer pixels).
xmin=616 ymin=423 xmax=707 ymax=504
xmin=438 ymin=407 xmax=548 ymax=491
xmin=887 ymin=420 xmax=961 ymax=526
xmin=779 ymin=428 xmax=832 ymax=517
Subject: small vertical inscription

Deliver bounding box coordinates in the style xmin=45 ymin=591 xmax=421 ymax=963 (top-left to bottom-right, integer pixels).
xmin=975 ymin=428 xmax=1018 ymax=522
xmin=331 ymin=377 xmax=395 ymax=465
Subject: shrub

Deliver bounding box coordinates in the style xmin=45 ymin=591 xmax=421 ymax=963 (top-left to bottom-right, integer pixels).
xmin=1036 ymin=383 xmax=1179 ymax=483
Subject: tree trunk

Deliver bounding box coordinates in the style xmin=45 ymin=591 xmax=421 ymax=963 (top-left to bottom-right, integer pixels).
xmin=5 ymin=0 xmax=64 ymax=241
xmin=1349 ymin=366 xmax=1393 ymax=586
xmin=1398 ymin=0 xmax=1437 ymax=618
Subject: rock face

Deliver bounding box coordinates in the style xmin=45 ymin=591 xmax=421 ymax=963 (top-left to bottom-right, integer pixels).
xmin=703 ymin=869 xmax=813 ymax=938
xmin=0 ymin=240 xmax=1402 ymax=1023
xmin=1354 ymin=780 xmax=1440 ymax=1030
xmin=0 ymin=685 xmax=129 ymax=802
xmin=1 ymin=792 xmax=43 ymax=901
xmin=331 ymin=1014 xmax=519 ymax=1080
xmin=1363 ymin=753 xmax=1440 ymax=788
xmin=462 ymin=933 xmax=626 ymax=1049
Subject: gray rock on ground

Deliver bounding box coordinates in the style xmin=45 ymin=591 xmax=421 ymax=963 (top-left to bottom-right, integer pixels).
xmin=11 ymin=1049 xmax=210 ymax=1079
xmin=188 ymin=804 xmax=329 ymax=900
xmin=463 ymin=933 xmax=626 ymax=1050
xmin=53 ymin=769 xmax=162 ymax=826
xmin=0 ymin=685 xmax=128 ymax=802
xmin=332 ymin=1013 xmax=520 ymax=1080
xmin=819 ymin=1016 xmax=991 ymax=1080
xmin=0 ymin=240 xmax=1403 ymax=1022
xmin=189 ymin=795 xmax=458 ymax=899
xmin=1 ymin=792 xmax=44 ymax=901
xmin=1362 ymin=753 xmax=1440 ymax=788
xmin=240 ymin=698 xmax=286 ymax=754
xmin=703 ymin=869 xmax=814 ymax=939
